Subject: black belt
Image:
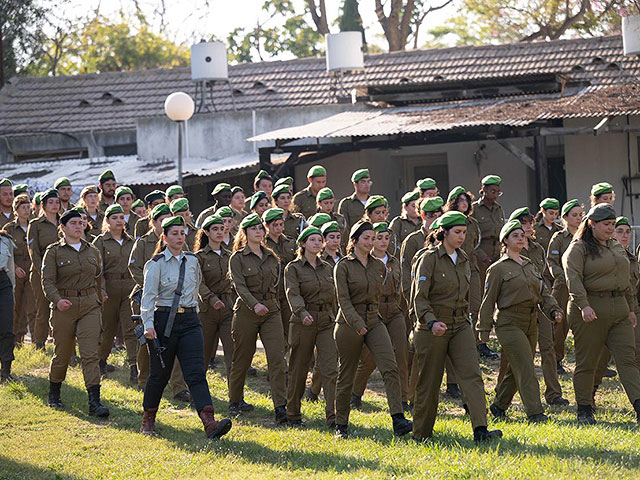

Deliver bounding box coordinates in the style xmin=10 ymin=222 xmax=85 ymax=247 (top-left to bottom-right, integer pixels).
xmin=355 ymin=304 xmax=378 ymax=313
xmin=60 ymin=287 xmax=96 ymax=297
xmin=156 ymin=306 xmax=197 ymax=313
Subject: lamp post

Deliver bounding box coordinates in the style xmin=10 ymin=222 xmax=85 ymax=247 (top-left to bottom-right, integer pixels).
xmin=164 ymin=92 xmax=195 ymax=187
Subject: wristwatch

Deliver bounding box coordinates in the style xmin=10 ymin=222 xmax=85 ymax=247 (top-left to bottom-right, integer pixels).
xmin=426 ymin=320 xmax=436 ymax=330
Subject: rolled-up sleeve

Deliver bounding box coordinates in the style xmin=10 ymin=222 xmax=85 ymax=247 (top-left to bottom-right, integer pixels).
xmin=140 ymin=259 xmax=160 ymax=330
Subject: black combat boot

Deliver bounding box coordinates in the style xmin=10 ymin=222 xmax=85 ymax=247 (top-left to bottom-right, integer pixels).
xmin=48 ymin=381 xmax=64 ymax=409
xmin=633 ymin=399 xmax=640 ymax=424
xmin=489 ymin=403 xmax=506 ymax=420
xmin=473 ymin=426 xmax=503 ymax=443
xmin=350 ymin=393 xmax=362 ymax=409
xmin=0 ymin=360 xmax=14 ymax=383
xmin=527 ymin=413 xmax=549 ymax=423
xmin=577 ymin=404 xmax=596 ymax=425
xmin=87 ymin=385 xmax=109 ymax=417
xmin=129 ymin=364 xmax=138 ymax=385
xmin=392 ymin=413 xmax=413 ymax=436
xmin=334 ymin=423 xmax=348 ymax=439
xmin=446 ymin=383 xmax=462 ymax=399
xmin=274 ymin=405 xmax=287 ymax=425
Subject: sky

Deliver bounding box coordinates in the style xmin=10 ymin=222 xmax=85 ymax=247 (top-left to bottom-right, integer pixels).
xmin=62 ymin=0 xmax=455 ymax=59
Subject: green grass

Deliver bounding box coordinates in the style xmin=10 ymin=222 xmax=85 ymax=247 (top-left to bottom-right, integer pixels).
xmin=1 ymin=341 xmax=640 ymax=479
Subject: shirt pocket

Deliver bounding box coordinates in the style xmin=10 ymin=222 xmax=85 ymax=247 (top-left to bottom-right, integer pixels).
xmin=244 ymin=266 xmax=261 ymax=289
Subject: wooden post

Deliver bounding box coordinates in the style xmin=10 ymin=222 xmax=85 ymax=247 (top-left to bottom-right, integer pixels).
xmin=534 ymin=136 xmax=548 ymax=200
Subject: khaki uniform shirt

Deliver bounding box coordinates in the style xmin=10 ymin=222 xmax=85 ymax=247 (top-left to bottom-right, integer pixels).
xmin=283 ymin=211 xmax=307 ymax=240
xmin=479 ymin=254 xmax=559 ymax=331
xmin=626 ymin=248 xmax=640 ymax=315
xmin=99 ymin=195 xmax=114 ymax=213
xmin=413 ymin=243 xmax=470 ymax=328
xmin=284 ymin=256 xmax=336 ymax=326
xmin=128 ymin=230 xmax=159 ymax=295
xmin=533 ymin=218 xmax=561 ymax=252
xmin=92 ymin=231 xmax=135 ymax=296
xmin=0 ymin=211 xmax=13 ymax=229
xmin=195 ymin=204 xmax=218 ymax=229
xmin=523 ymin=240 xmax=546 ymax=278
xmin=471 ymin=199 xmax=504 ymax=262
xmin=547 ymin=229 xmax=573 ymax=288
xmin=196 ymin=243 xmax=232 ymax=312
xmin=123 ymin=211 xmax=140 ymax=239
xmin=400 ymin=226 xmax=428 ymax=297
xmin=27 ymin=216 xmax=59 ymax=273
xmin=5 ymin=220 xmax=30 ymax=272
xmin=461 ymin=215 xmax=481 ymax=272
xmin=292 ymin=185 xmax=318 ymax=220
xmin=87 ymin=211 xmax=105 ymax=238
xmin=334 ymin=252 xmax=384 ymax=332
xmin=41 ymin=238 xmax=102 ymax=305
xmin=563 ymin=239 xmax=633 ymax=311
xmin=388 ymin=215 xmax=420 ymax=258
xmin=337 ymin=192 xmax=366 ymax=231
xmin=134 ymin=216 xmax=151 ymax=239
xmin=321 ymin=250 xmax=341 ymax=265
xmin=231 ymin=208 xmax=246 ymax=232
xmin=229 ymin=245 xmax=281 ymax=311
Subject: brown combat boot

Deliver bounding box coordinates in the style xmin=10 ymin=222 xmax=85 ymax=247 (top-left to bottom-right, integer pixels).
xmin=141 ymin=408 xmax=158 ymax=435
xmin=199 ymin=405 xmax=232 ymax=439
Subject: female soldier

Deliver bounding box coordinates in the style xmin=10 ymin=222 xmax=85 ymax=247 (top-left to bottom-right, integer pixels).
xmin=548 ymin=199 xmax=584 ymax=374
xmin=479 ymin=220 xmax=563 ymax=423
xmin=333 ymin=220 xmax=412 ymax=438
xmin=93 ymin=204 xmax=137 ymax=383
xmin=133 ymin=190 xmax=165 ymax=238
xmin=321 ymin=221 xmax=342 ymax=264
xmin=6 ymin=194 xmax=34 ymax=345
xmin=139 ymin=215 xmax=232 ymax=439
xmin=132 ymin=199 xmax=146 ymax=219
xmin=195 ymin=214 xmax=234 ymax=375
xmin=230 ymin=186 xmax=247 ymax=231
xmin=271 ymin=184 xmax=306 ymax=240
xmin=412 ymin=211 xmax=502 ymax=442
xmin=284 ymin=226 xmax=337 ymax=427
xmin=563 ymin=204 xmax=640 ymax=424
xmin=228 ymin=212 xmax=288 ymax=423
xmin=388 ymin=191 xmax=420 ymax=259
xmin=169 ymin=198 xmax=197 ymax=250
xmin=351 ymin=222 xmax=410 ymax=412
xmin=214 ymin=206 xmax=235 ymax=250
xmin=0 ymin=225 xmax=16 ymax=382
xmin=42 ymin=209 xmax=108 ymax=416
xmin=590 ymin=182 xmax=615 ymax=206
xmin=27 ymin=188 xmax=60 ymax=350
xmin=363 ymin=195 xmax=389 ymax=224
xmin=114 ymin=186 xmax=139 ymax=238
xmin=316 ymin=187 xmax=348 ymax=249
xmin=79 ymin=186 xmax=104 ymax=238
xmin=249 ymin=191 xmax=270 ymax=218
xmin=533 ymin=198 xmax=560 ymax=252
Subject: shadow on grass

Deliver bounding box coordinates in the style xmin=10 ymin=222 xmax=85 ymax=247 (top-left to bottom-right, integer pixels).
xmin=0 ymin=455 xmax=87 ymax=480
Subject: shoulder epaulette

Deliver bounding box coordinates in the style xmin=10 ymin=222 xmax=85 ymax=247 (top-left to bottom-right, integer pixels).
xmin=152 ymin=253 xmax=164 ymax=262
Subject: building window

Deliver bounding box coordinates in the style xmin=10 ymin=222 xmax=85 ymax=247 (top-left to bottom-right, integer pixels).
xmin=104 ymin=144 xmax=137 ymax=157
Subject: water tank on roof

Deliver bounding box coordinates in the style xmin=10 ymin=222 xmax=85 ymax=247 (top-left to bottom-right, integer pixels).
xmin=326 ymin=32 xmax=364 ymax=73
xmin=191 ymin=41 xmax=228 ymax=82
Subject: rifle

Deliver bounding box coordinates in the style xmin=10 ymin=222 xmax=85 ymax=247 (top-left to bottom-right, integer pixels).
xmin=132 ymin=314 xmax=166 ymax=369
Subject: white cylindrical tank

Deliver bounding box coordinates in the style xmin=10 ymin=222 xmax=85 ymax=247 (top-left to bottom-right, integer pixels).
xmin=326 ymin=32 xmax=364 ymax=72
xmin=623 ymin=15 xmax=640 ymax=55
xmin=190 ymin=41 xmax=229 ymax=82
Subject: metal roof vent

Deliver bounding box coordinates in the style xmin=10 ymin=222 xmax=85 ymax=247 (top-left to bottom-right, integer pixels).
xmin=326 ymin=32 xmax=364 ymax=73
xmin=190 ymin=41 xmax=228 ymax=81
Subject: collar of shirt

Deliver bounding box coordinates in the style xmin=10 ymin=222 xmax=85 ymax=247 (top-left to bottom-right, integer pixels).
xmin=162 ymin=247 xmax=185 ymax=263
xmin=242 ymin=244 xmax=272 ymax=258
xmin=437 ymin=243 xmax=466 ymax=262
xmin=60 ymin=238 xmax=88 ymax=251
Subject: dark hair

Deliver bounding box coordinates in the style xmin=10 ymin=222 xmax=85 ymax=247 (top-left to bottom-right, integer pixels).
xmin=153 ymin=238 xmax=165 ymax=256
xmin=346 ymin=238 xmax=356 ymax=254
xmin=193 ymin=229 xmax=208 ymax=252
xmin=444 ymin=191 xmax=474 ymax=216
xmin=255 ymin=176 xmax=273 ymax=190
xmin=575 ymin=218 xmax=601 ymax=259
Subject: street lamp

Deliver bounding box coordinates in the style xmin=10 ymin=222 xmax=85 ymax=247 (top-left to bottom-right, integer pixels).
xmin=164 ymin=92 xmax=195 ymax=186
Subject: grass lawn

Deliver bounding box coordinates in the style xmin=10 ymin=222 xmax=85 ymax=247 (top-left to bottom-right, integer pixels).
xmin=1 ymin=341 xmax=640 ymax=480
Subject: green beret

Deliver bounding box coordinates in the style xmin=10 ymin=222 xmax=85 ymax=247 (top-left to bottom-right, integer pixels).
xmin=561 ymin=199 xmax=580 ymax=217
xmin=272 ymin=184 xmax=291 ymax=199
xmin=105 ymin=204 xmax=124 ymax=217
xmin=54 ymin=177 xmax=71 ymax=189
xmin=586 ymin=203 xmax=616 ymax=222
xmin=434 ymin=211 xmax=467 ymax=230
xmin=416 ymin=178 xmax=436 ymax=190
xmin=115 ymin=186 xmax=133 ymax=200
xmin=262 ymin=207 xmax=284 ymax=223
xmin=215 ymin=206 xmax=233 ymax=218
xmin=350 ymin=220 xmax=374 ymax=239
xmin=365 ymin=195 xmax=387 ymax=211
xmin=40 ymin=188 xmax=59 ymax=203
xmin=254 ymin=170 xmax=271 ymax=183
xmin=316 ymin=187 xmax=334 ymax=202
xmin=71 ymin=206 xmax=86 ymax=215
xmin=231 ymin=186 xmax=244 ymax=195
xmin=500 ymin=219 xmax=523 ymax=242
xmin=351 ymin=169 xmax=369 ymax=183
xmin=321 ymin=221 xmax=340 ymax=236
xmin=539 ymin=197 xmax=560 ymax=210
xmin=202 ymin=214 xmax=224 ymax=230
xmin=169 ymin=197 xmax=189 ymax=214
xmin=132 ymin=199 xmax=145 ymax=209
xmin=307 ymin=165 xmax=326 ymax=178
xmin=249 ymin=191 xmax=268 ymax=211
xmin=240 ymin=212 xmax=262 ymax=229
xmin=161 ymin=215 xmax=185 ymax=229
xmin=211 ymin=183 xmax=231 ymax=196
xmin=165 ymin=185 xmax=184 ymax=198
xmin=308 ymin=213 xmax=332 ymax=228
xmin=81 ymin=185 xmax=98 ymax=197
xmin=13 ymin=184 xmax=28 ymax=195
xmin=447 ymin=186 xmax=467 ymax=204
xmin=0 ymin=178 xmax=13 ymax=188
xmin=34 ymin=192 xmax=42 ymax=205
xmin=616 ymin=216 xmax=630 ymax=227
xmin=373 ymin=222 xmax=390 ymax=233
xmin=420 ymin=196 xmax=444 ymax=213
xmin=151 ymin=203 xmax=171 ymax=220
xmin=401 ymin=191 xmax=420 ymax=205
xmin=297 ymin=226 xmax=322 ymax=243
xmin=99 ymin=169 xmax=115 ymax=183
xmin=591 ymin=182 xmax=614 ymax=197
xmin=508 ymin=207 xmax=531 ymax=222
xmin=482 ymin=175 xmax=502 ymax=186
xmin=59 ymin=209 xmax=81 ymax=226
xmin=274 ymin=177 xmax=294 ymax=188
xmin=144 ymin=190 xmax=165 ymax=204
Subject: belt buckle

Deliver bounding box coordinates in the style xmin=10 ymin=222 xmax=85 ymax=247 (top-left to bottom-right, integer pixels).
xmin=177 ymin=307 xmax=185 ymax=314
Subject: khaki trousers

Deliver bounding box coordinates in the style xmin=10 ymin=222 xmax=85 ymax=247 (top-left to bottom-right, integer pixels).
xmin=13 ymin=274 xmax=35 ymax=342
xmin=200 ymin=298 xmax=234 ymax=376
xmin=31 ymin=271 xmax=50 ymax=345
xmin=552 ymin=283 xmax=570 ymax=362
xmin=98 ymin=282 xmax=137 ymax=366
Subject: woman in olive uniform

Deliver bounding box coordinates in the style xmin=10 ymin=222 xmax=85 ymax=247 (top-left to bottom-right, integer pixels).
xmin=228 ymin=213 xmax=288 ymax=423
xmin=249 ymin=191 xmax=270 ymax=219
xmin=139 ymin=215 xmax=231 ymax=439
xmin=6 ymin=194 xmax=35 ymax=345
xmin=547 ymin=199 xmax=584 ymax=374
xmin=230 ymin=186 xmax=247 ymax=232
xmin=0 ymin=225 xmax=16 ymax=383
xmin=214 ymin=206 xmax=235 ymax=251
xmin=42 ymin=209 xmax=109 ymax=416
xmin=79 ymin=186 xmax=104 ymax=238
xmin=563 ymin=204 xmax=640 ymax=424
xmin=169 ymin=198 xmax=197 ymax=250
xmin=479 ymin=220 xmax=563 ymax=423
xmin=590 ymin=182 xmax=615 ymax=207
xmin=114 ymin=186 xmax=140 ymax=238
xmin=333 ymin=220 xmax=412 ymax=438
xmin=533 ymin=198 xmax=561 ymax=252
xmin=284 ymin=226 xmax=337 ymax=426
xmin=194 ymin=214 xmax=235 ymax=375
xmin=93 ymin=204 xmax=137 ymax=383
xmin=315 ymin=187 xmax=349 ymax=250
xmin=412 ymin=211 xmax=502 ymax=442
xmin=351 ymin=222 xmax=410 ymax=412
xmin=272 ymin=185 xmax=306 ymax=240
xmin=362 ymin=195 xmax=389 ymax=224
xmin=134 ymin=190 xmax=166 ymax=238
xmin=388 ymin=191 xmax=420 ymax=259
xmin=27 ymin=188 xmax=60 ymax=349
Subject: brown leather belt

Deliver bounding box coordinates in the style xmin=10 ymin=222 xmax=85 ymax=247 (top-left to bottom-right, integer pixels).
xmin=156 ymin=306 xmax=197 ymax=313
xmin=307 ymin=303 xmax=331 ymax=312
xmin=60 ymin=287 xmax=96 ymax=297
xmin=433 ymin=306 xmax=467 ymax=318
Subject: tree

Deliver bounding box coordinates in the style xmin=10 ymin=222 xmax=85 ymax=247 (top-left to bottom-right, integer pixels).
xmin=339 ymin=0 xmax=366 ymax=46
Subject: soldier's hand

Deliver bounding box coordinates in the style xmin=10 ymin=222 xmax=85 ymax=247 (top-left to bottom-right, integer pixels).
xmin=302 ymin=315 xmax=313 ymax=326
xmin=553 ymin=311 xmax=564 ymax=323
xmin=57 ymin=299 xmax=72 ymax=311
xmin=15 ymin=267 xmax=26 ymax=279
xmin=254 ymin=303 xmax=269 ymax=316
xmin=630 ymin=311 xmax=638 ymax=328
xmin=213 ymin=300 xmax=225 ymax=310
xmin=144 ymin=327 xmax=157 ymax=339
xmin=582 ymin=306 xmax=597 ymax=322
xmin=431 ymin=321 xmax=447 ymax=336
